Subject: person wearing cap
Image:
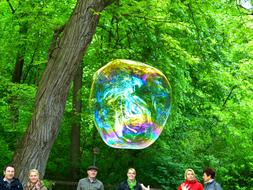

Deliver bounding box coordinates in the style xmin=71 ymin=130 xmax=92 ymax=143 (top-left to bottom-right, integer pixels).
xmin=76 ymin=166 xmax=104 ymax=190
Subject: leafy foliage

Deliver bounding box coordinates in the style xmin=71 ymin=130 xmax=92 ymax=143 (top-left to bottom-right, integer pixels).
xmin=0 ymin=0 xmax=252 ymax=189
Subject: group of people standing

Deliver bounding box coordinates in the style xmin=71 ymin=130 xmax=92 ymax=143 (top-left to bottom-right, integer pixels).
xmin=178 ymin=168 xmax=222 ymax=190
xmin=76 ymin=166 xmax=150 ymax=190
xmin=76 ymin=166 xmax=221 ymax=190
xmin=0 ymin=165 xmax=47 ymax=190
xmin=1 ymin=165 xmax=221 ymax=190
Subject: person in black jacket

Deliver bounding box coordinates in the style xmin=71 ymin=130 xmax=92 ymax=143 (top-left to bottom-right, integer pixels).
xmin=117 ymin=168 xmax=149 ymax=190
xmin=0 ymin=165 xmax=23 ymax=190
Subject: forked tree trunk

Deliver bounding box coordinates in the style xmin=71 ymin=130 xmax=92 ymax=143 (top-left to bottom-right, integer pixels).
xmin=12 ymin=0 xmax=113 ymax=185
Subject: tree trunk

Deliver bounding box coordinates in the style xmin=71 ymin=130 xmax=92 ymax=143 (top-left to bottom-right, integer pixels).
xmin=70 ymin=63 xmax=82 ymax=180
xmin=12 ymin=53 xmax=24 ymax=83
xmin=10 ymin=23 xmax=28 ymax=125
xmin=12 ymin=0 xmax=113 ymax=185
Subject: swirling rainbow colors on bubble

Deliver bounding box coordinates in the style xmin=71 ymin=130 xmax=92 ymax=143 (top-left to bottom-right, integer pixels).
xmin=89 ymin=59 xmax=172 ymax=149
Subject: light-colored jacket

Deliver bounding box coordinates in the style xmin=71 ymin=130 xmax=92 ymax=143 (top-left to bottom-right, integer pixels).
xmin=76 ymin=178 xmax=104 ymax=190
xmin=204 ymin=180 xmax=222 ymax=190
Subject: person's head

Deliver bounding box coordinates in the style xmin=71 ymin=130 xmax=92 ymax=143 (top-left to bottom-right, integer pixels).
xmin=3 ymin=165 xmax=15 ymax=180
xmin=203 ymin=168 xmax=215 ymax=182
xmin=184 ymin=168 xmax=196 ymax=181
xmin=28 ymin=169 xmax=40 ymax=184
xmin=87 ymin=166 xmax=98 ymax=179
xmin=127 ymin=168 xmax=136 ymax=181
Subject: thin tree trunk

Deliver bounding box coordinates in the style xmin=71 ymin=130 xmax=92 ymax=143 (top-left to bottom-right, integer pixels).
xmin=10 ymin=23 xmax=28 ymax=125
xmin=12 ymin=0 xmax=113 ymax=185
xmin=70 ymin=63 xmax=82 ymax=180
xmin=9 ymin=53 xmax=25 ymax=126
xmin=12 ymin=54 xmax=24 ymax=83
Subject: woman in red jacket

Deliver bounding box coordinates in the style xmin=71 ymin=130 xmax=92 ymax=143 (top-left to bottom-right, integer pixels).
xmin=178 ymin=168 xmax=204 ymax=190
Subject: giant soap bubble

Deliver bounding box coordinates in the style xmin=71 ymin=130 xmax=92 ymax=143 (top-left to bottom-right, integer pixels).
xmin=89 ymin=59 xmax=172 ymax=149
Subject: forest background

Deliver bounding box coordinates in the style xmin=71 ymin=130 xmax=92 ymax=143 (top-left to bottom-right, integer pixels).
xmin=0 ymin=0 xmax=252 ymax=190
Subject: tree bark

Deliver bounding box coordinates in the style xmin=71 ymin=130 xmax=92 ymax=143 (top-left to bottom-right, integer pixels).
xmin=70 ymin=63 xmax=82 ymax=180
xmin=12 ymin=0 xmax=113 ymax=185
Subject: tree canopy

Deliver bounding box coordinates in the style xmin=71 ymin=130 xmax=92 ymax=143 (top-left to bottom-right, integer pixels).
xmin=0 ymin=0 xmax=252 ymax=189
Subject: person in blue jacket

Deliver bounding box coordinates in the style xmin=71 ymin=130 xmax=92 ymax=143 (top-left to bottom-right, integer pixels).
xmin=203 ymin=168 xmax=222 ymax=190
xmin=0 ymin=165 xmax=23 ymax=190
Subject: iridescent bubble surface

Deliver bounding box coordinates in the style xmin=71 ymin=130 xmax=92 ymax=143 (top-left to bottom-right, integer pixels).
xmin=89 ymin=59 xmax=172 ymax=149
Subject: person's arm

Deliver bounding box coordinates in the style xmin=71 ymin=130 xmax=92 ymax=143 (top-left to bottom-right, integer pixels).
xmin=76 ymin=180 xmax=81 ymax=190
xmin=215 ymin=182 xmax=222 ymax=190
xmin=100 ymin=183 xmax=104 ymax=190
xmin=199 ymin=184 xmax=204 ymax=190
xmin=178 ymin=183 xmax=189 ymax=190
xmin=140 ymin=184 xmax=150 ymax=190
xmin=18 ymin=181 xmax=23 ymax=190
